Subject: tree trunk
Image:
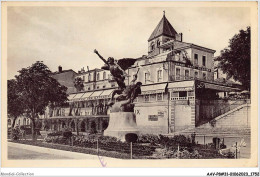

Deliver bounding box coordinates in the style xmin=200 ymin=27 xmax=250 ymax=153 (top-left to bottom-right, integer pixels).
xmin=10 ymin=117 xmax=17 ymax=141
xmin=31 ymin=118 xmax=37 ymax=141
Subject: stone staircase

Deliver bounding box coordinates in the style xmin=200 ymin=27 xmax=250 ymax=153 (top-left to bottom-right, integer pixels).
xmin=174 ymin=103 xmax=251 ymax=137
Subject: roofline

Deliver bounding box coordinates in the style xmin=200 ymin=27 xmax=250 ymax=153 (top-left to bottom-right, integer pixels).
xmin=148 ymin=33 xmax=175 ymax=42
xmin=51 ymin=69 xmax=77 ymax=75
xmin=191 ymin=44 xmax=216 ymax=53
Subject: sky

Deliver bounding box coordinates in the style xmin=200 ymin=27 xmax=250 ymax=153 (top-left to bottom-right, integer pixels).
xmin=7 ymin=5 xmax=250 ymax=79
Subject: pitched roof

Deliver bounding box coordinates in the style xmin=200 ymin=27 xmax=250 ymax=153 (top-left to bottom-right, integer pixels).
xmin=148 ymin=14 xmax=178 ymax=41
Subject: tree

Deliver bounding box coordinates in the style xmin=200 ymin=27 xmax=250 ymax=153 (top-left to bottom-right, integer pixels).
xmin=215 ymin=27 xmax=250 ymax=90
xmin=7 ymin=79 xmax=24 ymax=128
xmin=15 ymin=61 xmax=68 ymax=140
xmin=74 ymin=77 xmax=84 ymax=92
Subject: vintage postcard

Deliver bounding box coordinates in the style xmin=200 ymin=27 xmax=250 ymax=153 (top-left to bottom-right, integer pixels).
xmin=1 ymin=1 xmax=258 ymax=168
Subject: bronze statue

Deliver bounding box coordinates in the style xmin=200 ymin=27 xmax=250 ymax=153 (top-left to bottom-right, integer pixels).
xmin=94 ymin=49 xmax=127 ymax=90
xmin=94 ymin=49 xmax=142 ymax=112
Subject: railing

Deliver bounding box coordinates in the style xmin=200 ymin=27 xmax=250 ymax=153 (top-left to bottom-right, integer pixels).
xmin=171 ymin=96 xmax=195 ymax=101
xmin=171 ymin=75 xmax=207 ymax=82
xmin=207 ymin=100 xmax=247 ymax=121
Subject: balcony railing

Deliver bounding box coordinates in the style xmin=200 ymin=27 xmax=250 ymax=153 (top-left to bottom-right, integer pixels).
xmin=171 ymin=74 xmax=205 ymax=81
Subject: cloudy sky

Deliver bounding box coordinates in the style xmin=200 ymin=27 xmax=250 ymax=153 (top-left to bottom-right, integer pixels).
xmin=7 ymin=5 xmax=250 ymax=79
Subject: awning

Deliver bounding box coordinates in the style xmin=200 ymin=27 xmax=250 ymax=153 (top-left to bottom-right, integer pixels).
xmin=204 ymin=83 xmax=240 ymax=92
xmin=71 ymin=92 xmax=85 ymax=101
xmin=81 ymin=91 xmax=94 ymax=101
xmin=89 ymin=90 xmax=104 ymax=100
xmin=168 ymin=81 xmax=194 ymax=91
xmin=67 ymin=94 xmax=77 ymax=102
xmin=141 ymin=83 xmax=167 ymax=94
xmin=99 ymin=89 xmax=114 ymax=98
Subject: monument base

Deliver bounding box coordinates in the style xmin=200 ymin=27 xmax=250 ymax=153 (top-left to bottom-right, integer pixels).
xmin=104 ymin=112 xmax=139 ymax=141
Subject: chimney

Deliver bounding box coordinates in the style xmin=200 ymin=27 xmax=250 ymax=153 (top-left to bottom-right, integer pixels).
xmin=180 ymin=33 xmax=183 ymax=42
xmin=58 ymin=66 xmax=62 ymax=72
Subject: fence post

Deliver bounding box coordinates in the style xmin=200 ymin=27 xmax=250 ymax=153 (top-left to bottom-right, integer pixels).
xmin=130 ymin=142 xmax=133 ymax=159
xmin=97 ymin=138 xmax=99 ymax=154
xmin=235 ymin=142 xmax=237 ymax=159
xmin=204 ymin=135 xmax=205 ymax=148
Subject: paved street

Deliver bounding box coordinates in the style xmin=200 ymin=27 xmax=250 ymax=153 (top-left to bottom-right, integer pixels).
xmin=8 ymin=146 xmax=72 ymax=159
xmin=8 ymin=142 xmax=101 ymax=160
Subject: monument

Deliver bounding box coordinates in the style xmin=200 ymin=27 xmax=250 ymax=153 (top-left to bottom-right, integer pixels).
xmin=94 ymin=49 xmax=142 ymax=141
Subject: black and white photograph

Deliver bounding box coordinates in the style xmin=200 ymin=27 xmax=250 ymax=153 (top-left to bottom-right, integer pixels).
xmin=1 ymin=1 xmax=258 ymax=170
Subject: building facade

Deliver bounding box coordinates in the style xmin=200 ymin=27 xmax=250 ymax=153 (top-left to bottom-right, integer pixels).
xmin=40 ymin=14 xmax=240 ymax=135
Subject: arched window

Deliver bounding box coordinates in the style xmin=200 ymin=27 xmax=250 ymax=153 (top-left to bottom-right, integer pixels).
xmin=27 ymin=119 xmax=30 ymax=125
xmin=157 ymin=40 xmax=160 ymax=47
xmin=185 ymin=70 xmax=189 ymax=80
xmin=103 ymin=72 xmax=106 ymax=80
xmin=23 ymin=118 xmax=26 ymax=125
xmin=97 ymin=73 xmax=100 ymax=81
xmin=18 ymin=119 xmax=20 ymax=125
xmin=150 ymin=42 xmax=155 ymax=51
xmin=80 ymin=121 xmax=86 ymax=132
xmin=70 ymin=121 xmax=75 ymax=132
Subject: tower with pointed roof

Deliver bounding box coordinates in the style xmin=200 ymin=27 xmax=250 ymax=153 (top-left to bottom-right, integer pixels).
xmin=148 ymin=12 xmax=182 ymax=57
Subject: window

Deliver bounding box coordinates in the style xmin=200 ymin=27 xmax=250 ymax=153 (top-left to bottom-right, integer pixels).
xmin=157 ymin=93 xmax=163 ymax=101
xmin=83 ymin=76 xmax=85 ymax=81
xmin=97 ymin=73 xmax=100 ymax=81
xmin=27 ymin=119 xmax=30 ymax=125
xmin=157 ymin=40 xmax=160 ymax=47
xmin=194 ymin=71 xmax=198 ymax=79
xmin=203 ymin=72 xmax=207 ymax=80
xmin=8 ymin=119 xmax=11 ymax=125
xmin=18 ymin=119 xmax=20 ymax=125
xmin=176 ymin=68 xmax=180 ymax=80
xmin=145 ymin=72 xmax=150 ymax=84
xmin=179 ymin=91 xmax=187 ymax=98
xmin=96 ymin=86 xmax=99 ymax=89
xmin=185 ymin=70 xmax=189 ymax=80
xmin=23 ymin=118 xmax=26 ymax=125
xmin=194 ymin=54 xmax=198 ymax=65
xmin=171 ymin=92 xmax=178 ymax=98
xmin=157 ymin=70 xmax=162 ymax=82
xmin=144 ymin=95 xmax=150 ymax=102
xmin=88 ymin=74 xmax=91 ymax=82
xmin=103 ymin=72 xmax=106 ymax=80
xmin=151 ymin=44 xmax=155 ymax=51
xmin=202 ymin=56 xmax=206 ymax=66
xmin=103 ymin=85 xmax=106 ymax=88
xmin=88 ymin=87 xmax=90 ymax=90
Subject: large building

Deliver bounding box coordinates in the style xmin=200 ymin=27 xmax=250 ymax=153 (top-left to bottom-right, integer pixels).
xmin=39 ymin=14 xmax=242 ymax=135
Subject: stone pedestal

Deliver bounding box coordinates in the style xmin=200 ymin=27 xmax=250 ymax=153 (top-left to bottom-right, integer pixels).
xmin=104 ymin=112 xmax=139 ymax=141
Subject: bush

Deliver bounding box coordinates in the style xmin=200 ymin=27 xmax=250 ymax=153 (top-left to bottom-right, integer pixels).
xmin=45 ymin=134 xmax=156 ymax=157
xmin=62 ymin=131 xmax=72 ymax=138
xmin=137 ymin=134 xmax=160 ymax=144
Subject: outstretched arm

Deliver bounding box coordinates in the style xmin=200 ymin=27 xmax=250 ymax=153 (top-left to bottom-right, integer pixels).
xmin=94 ymin=49 xmax=108 ymax=65
xmin=130 ymin=68 xmax=140 ymax=84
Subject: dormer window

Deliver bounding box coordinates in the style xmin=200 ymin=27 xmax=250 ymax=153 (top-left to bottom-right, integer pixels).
xmin=151 ymin=43 xmax=155 ymax=51
xmin=157 ymin=40 xmax=160 ymax=47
